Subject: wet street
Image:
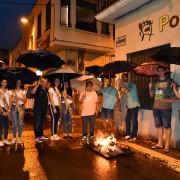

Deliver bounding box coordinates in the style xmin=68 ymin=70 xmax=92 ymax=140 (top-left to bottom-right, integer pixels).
xmin=0 ymin=118 xmax=180 ymax=180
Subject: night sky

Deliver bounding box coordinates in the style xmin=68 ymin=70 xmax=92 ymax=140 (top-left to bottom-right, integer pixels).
xmin=0 ymin=0 xmax=35 ymax=50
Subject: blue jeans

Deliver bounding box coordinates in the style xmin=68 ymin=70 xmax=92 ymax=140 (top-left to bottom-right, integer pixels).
xmin=0 ymin=114 xmax=9 ymax=140
xmin=153 ymin=109 xmax=172 ymax=128
xmin=62 ymin=103 xmax=72 ymax=134
xmin=125 ymin=107 xmax=139 ymax=137
xmin=11 ymin=105 xmax=24 ymax=138
xmin=82 ymin=115 xmax=95 ymax=137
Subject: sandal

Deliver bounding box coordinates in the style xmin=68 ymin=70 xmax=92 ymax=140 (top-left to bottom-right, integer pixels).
xmin=164 ymin=148 xmax=170 ymax=153
xmin=151 ymin=144 xmax=163 ymax=149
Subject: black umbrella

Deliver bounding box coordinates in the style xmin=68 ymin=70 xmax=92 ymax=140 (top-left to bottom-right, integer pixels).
xmin=101 ymin=61 xmax=136 ymax=75
xmin=151 ymin=47 xmax=180 ymax=65
xmin=85 ymin=65 xmax=102 ymax=76
xmin=16 ymin=49 xmax=65 ymax=70
xmin=0 ymin=67 xmax=38 ymax=88
xmin=99 ymin=74 xmax=116 ymax=78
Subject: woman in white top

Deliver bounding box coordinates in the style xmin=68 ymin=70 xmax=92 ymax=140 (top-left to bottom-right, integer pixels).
xmin=48 ymin=78 xmax=61 ymax=140
xmin=11 ymin=79 xmax=27 ymax=144
xmin=0 ymin=78 xmax=11 ymax=147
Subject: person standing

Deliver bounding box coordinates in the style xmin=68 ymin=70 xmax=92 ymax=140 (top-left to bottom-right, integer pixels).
xmin=173 ymin=83 xmax=180 ymax=99
xmin=0 ymin=78 xmax=11 ymax=147
xmin=48 ymin=78 xmax=61 ymax=140
xmin=79 ymin=81 xmax=98 ymax=141
xmin=32 ymin=78 xmax=49 ymax=143
xmin=119 ymin=73 xmax=140 ymax=141
xmin=149 ymin=66 xmax=176 ymax=152
xmin=11 ymin=79 xmax=27 ymax=144
xmin=101 ymin=79 xmax=120 ymax=135
xmin=61 ymin=82 xmax=73 ymax=139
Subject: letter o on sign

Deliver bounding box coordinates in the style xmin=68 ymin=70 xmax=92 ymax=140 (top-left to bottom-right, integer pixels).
xmin=169 ymin=15 xmax=179 ymax=28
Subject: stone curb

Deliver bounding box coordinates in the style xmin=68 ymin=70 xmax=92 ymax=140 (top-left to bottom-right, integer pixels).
xmin=119 ymin=141 xmax=180 ymax=173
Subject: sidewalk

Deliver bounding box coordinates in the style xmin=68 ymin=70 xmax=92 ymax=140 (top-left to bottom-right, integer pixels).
xmin=117 ymin=139 xmax=180 ymax=173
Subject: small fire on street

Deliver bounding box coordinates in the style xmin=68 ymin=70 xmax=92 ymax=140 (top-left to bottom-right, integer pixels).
xmin=89 ymin=136 xmax=132 ymax=158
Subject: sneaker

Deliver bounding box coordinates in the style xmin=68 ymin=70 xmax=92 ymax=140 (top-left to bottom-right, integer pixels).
xmin=40 ymin=136 xmax=48 ymax=140
xmin=4 ymin=139 xmax=11 ymax=145
xmin=36 ymin=137 xmax=43 ymax=143
xmin=0 ymin=141 xmax=4 ymax=147
xmin=132 ymin=137 xmax=137 ymax=141
xmin=54 ymin=134 xmax=60 ymax=140
xmin=124 ymin=135 xmax=130 ymax=140
xmin=17 ymin=138 xmax=23 ymax=144
xmin=12 ymin=138 xmax=16 ymax=144
xmin=50 ymin=135 xmax=55 ymax=140
xmin=81 ymin=136 xmax=87 ymax=141
xmin=68 ymin=134 xmax=73 ymax=139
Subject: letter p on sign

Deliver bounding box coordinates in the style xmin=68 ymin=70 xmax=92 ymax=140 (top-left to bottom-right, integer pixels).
xmin=159 ymin=15 xmax=169 ymax=32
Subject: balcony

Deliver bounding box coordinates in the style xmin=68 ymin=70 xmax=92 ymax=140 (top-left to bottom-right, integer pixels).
xmin=96 ymin=0 xmax=153 ymax=23
xmin=97 ymin=0 xmax=119 ymax=13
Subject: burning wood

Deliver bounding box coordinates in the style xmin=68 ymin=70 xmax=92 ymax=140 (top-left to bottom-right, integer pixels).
xmin=90 ymin=136 xmax=132 ymax=158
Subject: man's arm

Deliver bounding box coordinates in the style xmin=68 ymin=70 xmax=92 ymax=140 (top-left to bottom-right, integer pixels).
xmin=31 ymin=81 xmax=40 ymax=94
xmin=149 ymin=82 xmax=154 ymax=98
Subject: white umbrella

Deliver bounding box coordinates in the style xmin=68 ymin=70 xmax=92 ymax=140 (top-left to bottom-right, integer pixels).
xmin=44 ymin=65 xmax=80 ymax=82
xmin=70 ymin=75 xmax=102 ymax=92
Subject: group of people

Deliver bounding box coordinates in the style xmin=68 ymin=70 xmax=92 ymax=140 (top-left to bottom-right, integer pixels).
xmin=0 ymin=65 xmax=179 ymax=152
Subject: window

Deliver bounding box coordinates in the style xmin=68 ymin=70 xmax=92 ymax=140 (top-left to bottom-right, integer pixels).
xmin=76 ymin=0 xmax=97 ymax=32
xmin=37 ymin=13 xmax=42 ymax=38
xmin=46 ymin=0 xmax=51 ymax=30
xmin=127 ymin=44 xmax=170 ymax=109
xmin=60 ymin=0 xmax=70 ymax=27
xmin=101 ymin=22 xmax=109 ymax=35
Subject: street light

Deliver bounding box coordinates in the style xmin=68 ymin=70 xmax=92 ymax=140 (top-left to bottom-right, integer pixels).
xmin=20 ymin=17 xmax=29 ymax=24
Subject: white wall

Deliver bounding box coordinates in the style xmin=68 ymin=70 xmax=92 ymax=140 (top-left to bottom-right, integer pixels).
xmin=115 ymin=0 xmax=180 ymax=148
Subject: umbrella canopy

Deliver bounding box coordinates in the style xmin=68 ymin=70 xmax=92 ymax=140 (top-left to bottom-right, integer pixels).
xmin=134 ymin=61 xmax=169 ymax=76
xmin=99 ymin=74 xmax=116 ymax=79
xmin=151 ymin=47 xmax=180 ymax=65
xmin=85 ymin=65 xmax=102 ymax=76
xmin=70 ymin=75 xmax=102 ymax=92
xmin=44 ymin=65 xmax=80 ymax=82
xmin=16 ymin=49 xmax=65 ymax=70
xmin=101 ymin=61 xmax=136 ymax=75
xmin=0 ymin=67 xmax=38 ymax=88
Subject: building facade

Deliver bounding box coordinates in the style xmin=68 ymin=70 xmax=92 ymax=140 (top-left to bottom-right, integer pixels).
xmin=96 ymin=0 xmax=180 ymax=149
xmin=10 ymin=0 xmax=114 ymax=70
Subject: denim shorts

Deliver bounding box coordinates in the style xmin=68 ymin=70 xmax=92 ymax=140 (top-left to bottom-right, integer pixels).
xmin=153 ymin=109 xmax=172 ymax=128
xmin=101 ymin=108 xmax=114 ymax=120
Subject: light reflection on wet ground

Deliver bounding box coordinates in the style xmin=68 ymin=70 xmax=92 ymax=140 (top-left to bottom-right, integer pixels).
xmin=0 ymin=129 xmax=180 ymax=180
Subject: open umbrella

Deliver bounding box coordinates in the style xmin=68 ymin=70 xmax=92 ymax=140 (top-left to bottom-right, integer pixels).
xmin=101 ymin=61 xmax=136 ymax=75
xmin=85 ymin=65 xmax=102 ymax=76
xmin=151 ymin=47 xmax=180 ymax=65
xmin=70 ymin=75 xmax=102 ymax=92
xmin=134 ymin=61 xmax=169 ymax=76
xmin=16 ymin=49 xmax=65 ymax=70
xmin=0 ymin=67 xmax=38 ymax=88
xmin=44 ymin=65 xmax=80 ymax=82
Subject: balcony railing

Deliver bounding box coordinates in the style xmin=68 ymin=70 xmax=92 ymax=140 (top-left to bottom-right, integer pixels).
xmin=76 ymin=21 xmax=97 ymax=33
xmin=97 ymin=0 xmax=119 ymax=13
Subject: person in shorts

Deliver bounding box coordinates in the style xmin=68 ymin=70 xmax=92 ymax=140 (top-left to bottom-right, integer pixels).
xmin=149 ymin=66 xmax=176 ymax=152
xmin=101 ymin=79 xmax=120 ymax=135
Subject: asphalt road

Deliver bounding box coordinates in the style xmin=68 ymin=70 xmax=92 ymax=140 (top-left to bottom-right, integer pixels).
xmin=0 ymin=118 xmax=180 ymax=180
